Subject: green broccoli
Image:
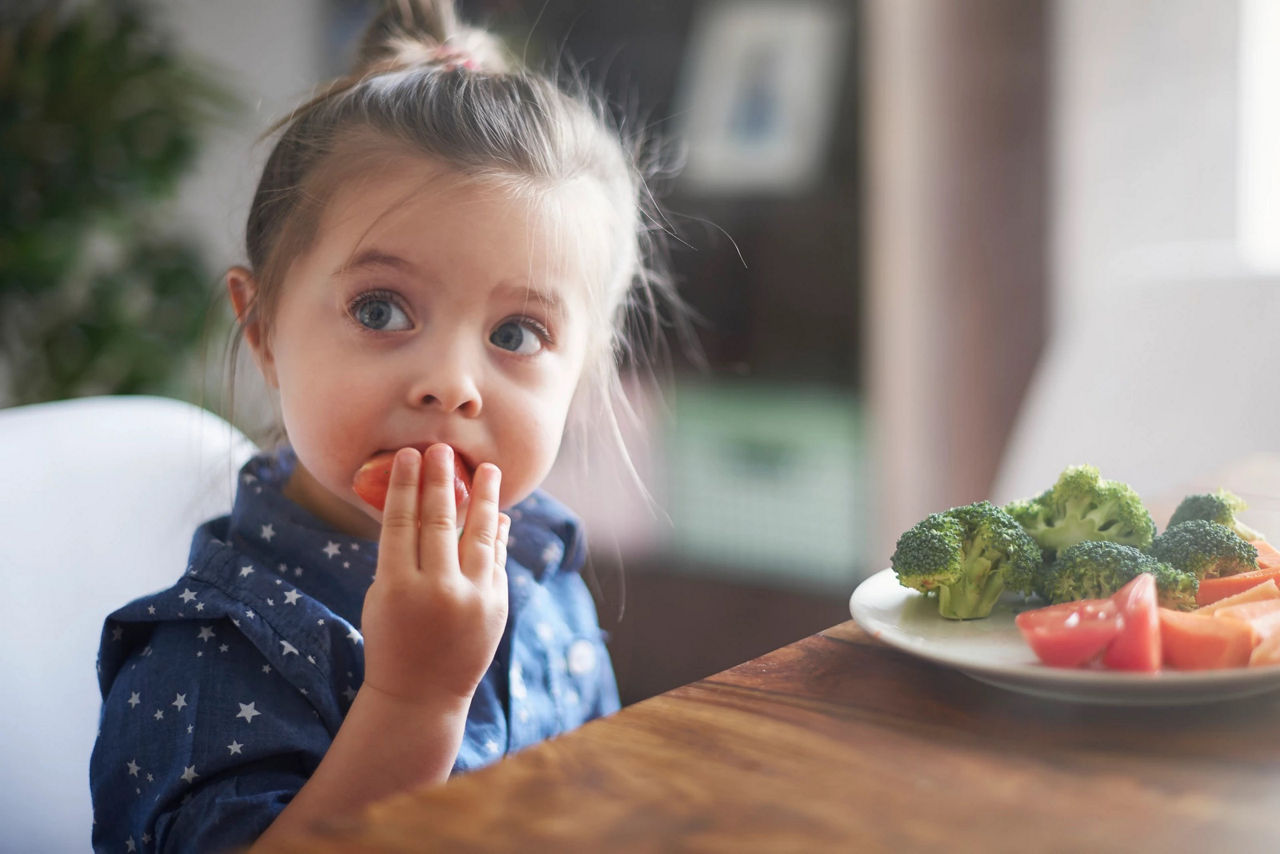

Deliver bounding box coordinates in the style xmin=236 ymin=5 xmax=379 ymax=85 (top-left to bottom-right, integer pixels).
xmin=1148 ymin=519 xmax=1259 ymax=580
xmin=1040 ymin=540 xmax=1198 ymax=610
xmin=1003 ymin=464 xmax=1156 ymax=561
xmin=891 ymin=500 xmax=1042 ymax=620
xmin=1167 ymin=489 xmax=1264 ymax=542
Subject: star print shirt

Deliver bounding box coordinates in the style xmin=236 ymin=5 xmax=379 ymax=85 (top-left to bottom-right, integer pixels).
xmin=90 ymin=448 xmax=619 ymax=853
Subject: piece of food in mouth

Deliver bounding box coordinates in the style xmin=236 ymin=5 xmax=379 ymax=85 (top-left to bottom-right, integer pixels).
xmin=352 ymin=449 xmax=470 ymax=513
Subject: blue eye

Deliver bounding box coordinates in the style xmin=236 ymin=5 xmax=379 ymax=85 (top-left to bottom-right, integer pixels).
xmin=490 ymin=319 xmax=546 ymax=355
xmin=350 ymin=292 xmax=411 ymax=331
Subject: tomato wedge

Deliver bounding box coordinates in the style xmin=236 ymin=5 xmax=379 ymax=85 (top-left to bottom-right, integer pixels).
xmin=1102 ymin=573 xmax=1161 ymax=672
xmin=352 ymin=448 xmax=471 ymax=513
xmin=1015 ymin=598 xmax=1124 ymax=668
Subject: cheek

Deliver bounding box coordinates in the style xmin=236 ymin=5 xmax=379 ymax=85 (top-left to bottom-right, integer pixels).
xmin=274 ymin=350 xmax=381 ymax=470
xmin=493 ymin=388 xmax=575 ymax=507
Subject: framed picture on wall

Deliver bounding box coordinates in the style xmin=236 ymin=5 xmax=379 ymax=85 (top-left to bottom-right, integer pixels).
xmin=674 ymin=0 xmax=850 ymax=196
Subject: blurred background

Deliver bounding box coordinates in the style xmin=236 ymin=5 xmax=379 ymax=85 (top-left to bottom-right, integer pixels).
xmin=5 ymin=0 xmax=1279 ymax=704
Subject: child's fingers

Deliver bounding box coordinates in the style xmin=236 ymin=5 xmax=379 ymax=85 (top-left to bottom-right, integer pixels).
xmin=376 ymin=448 xmax=422 ymax=583
xmin=417 ymin=443 xmax=461 ymax=574
xmin=493 ymin=513 xmax=511 ymax=584
xmin=459 ymin=463 xmax=502 ymax=583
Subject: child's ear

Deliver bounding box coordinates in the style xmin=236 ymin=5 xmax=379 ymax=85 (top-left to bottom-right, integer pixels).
xmin=225 ymin=266 xmax=278 ymax=388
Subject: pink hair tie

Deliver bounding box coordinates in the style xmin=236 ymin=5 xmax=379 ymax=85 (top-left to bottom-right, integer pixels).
xmin=433 ymin=44 xmax=478 ymax=72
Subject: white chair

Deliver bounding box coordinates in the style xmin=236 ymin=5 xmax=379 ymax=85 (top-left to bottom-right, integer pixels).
xmin=0 ymin=396 xmax=256 ymax=853
xmin=992 ymin=271 xmax=1280 ymax=528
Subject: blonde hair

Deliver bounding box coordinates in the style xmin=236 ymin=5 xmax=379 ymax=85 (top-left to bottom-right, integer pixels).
xmin=232 ymin=0 xmax=682 ymax=481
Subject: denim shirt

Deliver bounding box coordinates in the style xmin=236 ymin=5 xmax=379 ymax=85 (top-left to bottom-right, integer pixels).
xmin=90 ymin=449 xmax=619 ymax=853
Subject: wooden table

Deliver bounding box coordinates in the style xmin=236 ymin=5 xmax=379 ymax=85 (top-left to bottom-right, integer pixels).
xmin=262 ymin=620 xmax=1280 ymax=853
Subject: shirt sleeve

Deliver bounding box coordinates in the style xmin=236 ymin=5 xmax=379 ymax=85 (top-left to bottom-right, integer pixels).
xmin=91 ymin=618 xmax=332 ymax=853
xmin=552 ymin=570 xmax=622 ymax=723
xmin=544 ymin=513 xmax=621 ymax=723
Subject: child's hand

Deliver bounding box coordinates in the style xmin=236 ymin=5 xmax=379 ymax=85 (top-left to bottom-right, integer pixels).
xmin=360 ymin=445 xmax=510 ymax=707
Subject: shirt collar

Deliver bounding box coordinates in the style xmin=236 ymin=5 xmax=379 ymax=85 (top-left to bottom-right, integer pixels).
xmin=226 ymin=447 xmax=378 ymax=627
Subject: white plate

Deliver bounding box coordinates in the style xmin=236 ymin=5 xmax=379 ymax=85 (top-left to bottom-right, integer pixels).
xmin=849 ymin=568 xmax=1280 ymax=705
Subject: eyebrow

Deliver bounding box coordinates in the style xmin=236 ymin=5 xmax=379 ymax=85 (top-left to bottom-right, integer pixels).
xmin=337 ymin=249 xmax=418 ymax=276
xmin=339 ymin=248 xmax=567 ymax=312
xmin=493 ymin=281 xmax=564 ymax=314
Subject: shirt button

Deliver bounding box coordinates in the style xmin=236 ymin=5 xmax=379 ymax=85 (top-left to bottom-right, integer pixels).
xmin=567 ymin=639 xmax=597 ymax=676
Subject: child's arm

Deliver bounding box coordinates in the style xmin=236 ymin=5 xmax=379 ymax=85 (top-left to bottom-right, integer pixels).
xmin=252 ymin=445 xmax=510 ymax=846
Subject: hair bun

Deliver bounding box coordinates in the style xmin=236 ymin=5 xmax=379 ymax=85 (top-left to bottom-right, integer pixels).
xmin=356 ymin=0 xmax=511 ymax=75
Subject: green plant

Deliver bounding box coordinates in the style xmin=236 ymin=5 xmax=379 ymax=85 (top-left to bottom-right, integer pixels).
xmin=0 ymin=0 xmax=236 ymax=404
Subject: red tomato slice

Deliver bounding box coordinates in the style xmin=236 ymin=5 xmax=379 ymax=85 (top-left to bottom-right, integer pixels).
xmin=352 ymin=453 xmax=396 ymax=510
xmin=352 ymin=449 xmax=470 ymax=513
xmin=1015 ymin=598 xmax=1124 ymax=668
xmin=1102 ymin=573 xmax=1161 ymax=672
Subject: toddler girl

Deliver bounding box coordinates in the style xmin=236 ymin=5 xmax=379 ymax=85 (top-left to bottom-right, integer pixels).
xmin=90 ymin=1 xmax=675 ymax=850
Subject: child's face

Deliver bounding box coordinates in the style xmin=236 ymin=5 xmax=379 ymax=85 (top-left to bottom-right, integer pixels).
xmin=238 ymin=158 xmax=599 ymax=539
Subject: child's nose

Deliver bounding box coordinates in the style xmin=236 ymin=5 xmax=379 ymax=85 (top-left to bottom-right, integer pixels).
xmin=407 ymin=354 xmax=482 ymax=417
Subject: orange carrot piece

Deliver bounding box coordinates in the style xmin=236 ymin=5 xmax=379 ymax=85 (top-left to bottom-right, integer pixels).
xmin=1214 ymin=600 xmax=1280 ymax=645
xmin=1252 ymin=539 xmax=1280 ymax=571
xmin=1250 ymin=631 xmax=1280 ymax=665
xmin=1195 ymin=578 xmax=1280 ymax=615
xmin=1196 ymin=567 xmax=1280 ymax=607
xmin=1158 ymin=608 xmax=1254 ymax=670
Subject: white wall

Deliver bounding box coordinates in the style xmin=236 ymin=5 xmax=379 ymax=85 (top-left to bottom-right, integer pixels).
xmin=1238 ymin=0 xmax=1280 ymax=269
xmin=992 ymin=0 xmax=1280 ymax=504
xmin=1052 ymin=0 xmax=1242 ymax=328
xmin=164 ymin=0 xmax=327 ymax=269
xmin=159 ymin=1 xmax=328 ymax=435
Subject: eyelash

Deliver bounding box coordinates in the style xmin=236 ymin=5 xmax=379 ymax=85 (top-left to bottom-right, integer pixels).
xmin=507 ymin=316 xmax=554 ymax=346
xmin=345 ymin=290 xmax=555 ymax=349
xmin=346 ymin=289 xmax=410 ymax=332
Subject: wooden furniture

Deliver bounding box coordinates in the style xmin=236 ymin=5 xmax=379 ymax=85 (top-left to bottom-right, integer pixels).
xmin=258 ymin=620 xmax=1280 ymax=852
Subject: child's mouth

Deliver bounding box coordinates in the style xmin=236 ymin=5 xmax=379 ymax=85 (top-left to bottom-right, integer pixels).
xmin=352 ymin=447 xmax=473 ymax=514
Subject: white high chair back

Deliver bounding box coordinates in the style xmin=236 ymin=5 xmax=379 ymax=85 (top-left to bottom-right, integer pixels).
xmin=992 ymin=272 xmax=1280 ymax=519
xmin=0 ymin=395 xmax=255 ymax=853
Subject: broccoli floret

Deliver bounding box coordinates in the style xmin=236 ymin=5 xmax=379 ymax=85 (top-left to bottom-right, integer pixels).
xmin=1148 ymin=519 xmax=1259 ymax=580
xmin=1003 ymin=464 xmax=1155 ymax=560
xmin=1001 ymin=496 xmax=1041 ymax=528
xmin=1041 ymin=540 xmax=1198 ymax=611
xmin=1146 ymin=561 xmax=1200 ymax=611
xmin=1167 ymin=489 xmax=1264 ymax=542
xmin=891 ymin=500 xmax=1042 ymax=620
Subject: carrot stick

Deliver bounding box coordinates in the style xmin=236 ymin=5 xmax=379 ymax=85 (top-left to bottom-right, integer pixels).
xmin=1196 ymin=567 xmax=1280 ymax=607
xmin=1195 ymin=578 xmax=1280 ymax=615
xmin=1252 ymin=539 xmax=1280 ymax=571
